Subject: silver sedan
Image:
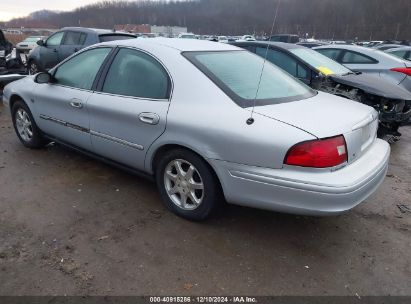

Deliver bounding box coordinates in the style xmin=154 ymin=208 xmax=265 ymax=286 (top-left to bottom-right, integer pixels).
xmin=2 ymin=38 xmax=390 ymax=221
xmin=314 ymin=44 xmax=411 ymax=93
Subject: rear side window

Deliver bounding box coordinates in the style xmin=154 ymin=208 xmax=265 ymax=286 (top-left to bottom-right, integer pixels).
xmin=62 ymin=31 xmax=87 ymax=45
xmin=54 ymin=48 xmax=111 ymax=90
xmin=99 ymin=35 xmax=135 ymax=42
xmin=341 ymin=51 xmax=377 ymax=64
xmin=184 ymin=51 xmax=315 ymax=107
xmin=102 ymin=48 xmax=170 ymax=99
xmin=316 ymin=48 xmax=341 ymax=60
xmin=390 ymin=50 xmax=408 ymax=59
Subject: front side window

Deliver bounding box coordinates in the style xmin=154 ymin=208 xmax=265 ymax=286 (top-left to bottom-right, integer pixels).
xmin=54 ymin=47 xmax=111 ymax=90
xmin=46 ymin=32 xmax=64 ymax=47
xmin=184 ymin=51 xmax=315 ymax=107
xmin=341 ymin=51 xmax=376 ymax=64
xmin=102 ymin=48 xmax=170 ymax=99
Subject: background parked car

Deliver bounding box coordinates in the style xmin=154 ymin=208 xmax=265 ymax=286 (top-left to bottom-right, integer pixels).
xmin=385 ymin=46 xmax=411 ymax=61
xmin=269 ymin=34 xmax=299 ymax=43
xmin=237 ymin=35 xmax=255 ymax=41
xmin=372 ymin=44 xmax=403 ymax=51
xmin=296 ymin=41 xmax=329 ymax=48
xmin=313 ymin=44 xmax=411 ymax=93
xmin=0 ymin=29 xmax=13 ymax=68
xmin=232 ymin=41 xmax=411 ymax=139
xmin=27 ymin=27 xmax=136 ymax=74
xmin=16 ymin=36 xmax=46 ymax=53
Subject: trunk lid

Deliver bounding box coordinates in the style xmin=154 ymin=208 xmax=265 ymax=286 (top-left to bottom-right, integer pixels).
xmin=253 ymin=91 xmax=379 ymax=164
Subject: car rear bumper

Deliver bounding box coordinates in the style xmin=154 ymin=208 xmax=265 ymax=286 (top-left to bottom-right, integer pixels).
xmin=209 ymin=139 xmax=390 ymax=216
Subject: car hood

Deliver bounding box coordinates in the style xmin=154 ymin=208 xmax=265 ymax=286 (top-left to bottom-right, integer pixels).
xmin=253 ymin=91 xmax=376 ymax=138
xmin=329 ymin=73 xmax=411 ymax=100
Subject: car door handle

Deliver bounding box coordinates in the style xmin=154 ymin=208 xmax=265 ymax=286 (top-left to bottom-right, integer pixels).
xmin=139 ymin=112 xmax=160 ymax=125
xmin=69 ymin=99 xmax=83 ymax=109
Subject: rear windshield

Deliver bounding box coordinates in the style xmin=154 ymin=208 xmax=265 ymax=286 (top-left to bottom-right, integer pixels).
xmin=290 ymin=48 xmax=351 ymax=76
xmin=99 ymin=34 xmax=135 ymax=42
xmin=184 ymin=51 xmax=315 ymax=107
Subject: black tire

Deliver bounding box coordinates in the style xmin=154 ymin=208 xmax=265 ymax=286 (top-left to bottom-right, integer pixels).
xmin=11 ymin=100 xmax=49 ymax=149
xmin=27 ymin=60 xmax=40 ymax=75
xmin=155 ymin=149 xmax=223 ymax=221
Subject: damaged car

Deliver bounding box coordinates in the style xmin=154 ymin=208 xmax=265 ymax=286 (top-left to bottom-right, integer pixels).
xmin=2 ymin=38 xmax=390 ymax=220
xmin=1 ymin=30 xmax=26 ymax=94
xmin=232 ymin=41 xmax=411 ymax=140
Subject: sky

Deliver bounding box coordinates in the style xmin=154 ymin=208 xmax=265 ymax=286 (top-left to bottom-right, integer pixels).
xmin=0 ymin=0 xmax=105 ymax=21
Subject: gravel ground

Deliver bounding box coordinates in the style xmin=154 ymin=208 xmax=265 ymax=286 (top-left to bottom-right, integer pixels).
xmin=0 ymin=102 xmax=410 ymax=296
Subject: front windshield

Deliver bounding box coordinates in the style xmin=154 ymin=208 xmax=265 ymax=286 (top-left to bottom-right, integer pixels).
xmin=290 ymin=48 xmax=351 ymax=76
xmin=184 ymin=51 xmax=315 ymax=107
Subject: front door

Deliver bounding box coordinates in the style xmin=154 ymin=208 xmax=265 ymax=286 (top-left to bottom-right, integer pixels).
xmin=35 ymin=47 xmax=112 ymax=150
xmin=40 ymin=31 xmax=65 ymax=69
xmin=87 ymin=48 xmax=172 ymax=171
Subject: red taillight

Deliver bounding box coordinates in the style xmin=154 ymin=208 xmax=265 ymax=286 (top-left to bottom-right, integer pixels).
xmin=391 ymin=67 xmax=411 ymax=76
xmin=284 ymin=135 xmax=347 ymax=168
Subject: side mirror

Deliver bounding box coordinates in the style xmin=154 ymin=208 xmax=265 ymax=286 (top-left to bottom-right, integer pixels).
xmin=37 ymin=40 xmax=44 ymax=46
xmin=34 ymin=72 xmax=52 ymax=84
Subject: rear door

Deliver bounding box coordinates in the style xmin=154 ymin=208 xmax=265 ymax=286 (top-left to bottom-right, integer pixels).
xmin=87 ymin=47 xmax=171 ymax=171
xmin=59 ymin=31 xmax=87 ymax=61
xmin=35 ymin=47 xmax=112 ymax=150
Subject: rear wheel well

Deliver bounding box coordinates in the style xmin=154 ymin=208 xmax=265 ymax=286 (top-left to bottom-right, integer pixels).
xmin=151 ymin=144 xmax=224 ymax=194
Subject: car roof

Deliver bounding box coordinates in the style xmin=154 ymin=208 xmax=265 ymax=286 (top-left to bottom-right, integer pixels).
xmin=232 ymin=41 xmax=304 ymax=50
xmin=101 ymin=37 xmax=241 ymax=52
xmin=60 ymin=27 xmax=133 ymax=35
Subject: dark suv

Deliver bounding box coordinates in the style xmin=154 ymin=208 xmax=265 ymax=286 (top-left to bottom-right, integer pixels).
xmin=27 ymin=27 xmax=136 ymax=74
xmin=0 ymin=29 xmax=13 ymax=68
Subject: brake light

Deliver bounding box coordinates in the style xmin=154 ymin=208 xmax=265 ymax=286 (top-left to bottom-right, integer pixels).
xmin=284 ymin=135 xmax=347 ymax=168
xmin=391 ymin=67 xmax=411 ymax=76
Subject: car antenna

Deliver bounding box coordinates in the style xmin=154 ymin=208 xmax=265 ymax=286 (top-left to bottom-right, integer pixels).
xmin=247 ymin=0 xmax=281 ymax=126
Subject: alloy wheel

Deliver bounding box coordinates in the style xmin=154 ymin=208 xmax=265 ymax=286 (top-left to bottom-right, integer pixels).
xmin=164 ymin=159 xmax=204 ymax=210
xmin=15 ymin=108 xmax=33 ymax=142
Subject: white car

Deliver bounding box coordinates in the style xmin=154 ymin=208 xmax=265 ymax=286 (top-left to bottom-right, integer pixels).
xmin=16 ymin=36 xmax=45 ymax=53
xmin=237 ymin=35 xmax=256 ymax=42
xmin=2 ymin=38 xmax=390 ymax=220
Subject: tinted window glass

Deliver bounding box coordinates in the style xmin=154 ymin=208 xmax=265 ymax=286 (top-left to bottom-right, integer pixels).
xmin=54 ymin=48 xmax=111 ymax=90
xmin=316 ymin=48 xmax=341 ymax=60
xmin=290 ymin=48 xmax=351 ymax=75
xmin=46 ymin=32 xmax=64 ymax=46
xmin=341 ymin=51 xmax=376 ymax=64
xmin=255 ymin=47 xmax=310 ymax=80
xmin=102 ymin=48 xmax=170 ymax=99
xmin=63 ymin=31 xmax=82 ymax=45
xmin=99 ymin=35 xmax=135 ymax=42
xmin=184 ymin=51 xmax=315 ymax=107
xmin=390 ymin=50 xmax=408 ymax=59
